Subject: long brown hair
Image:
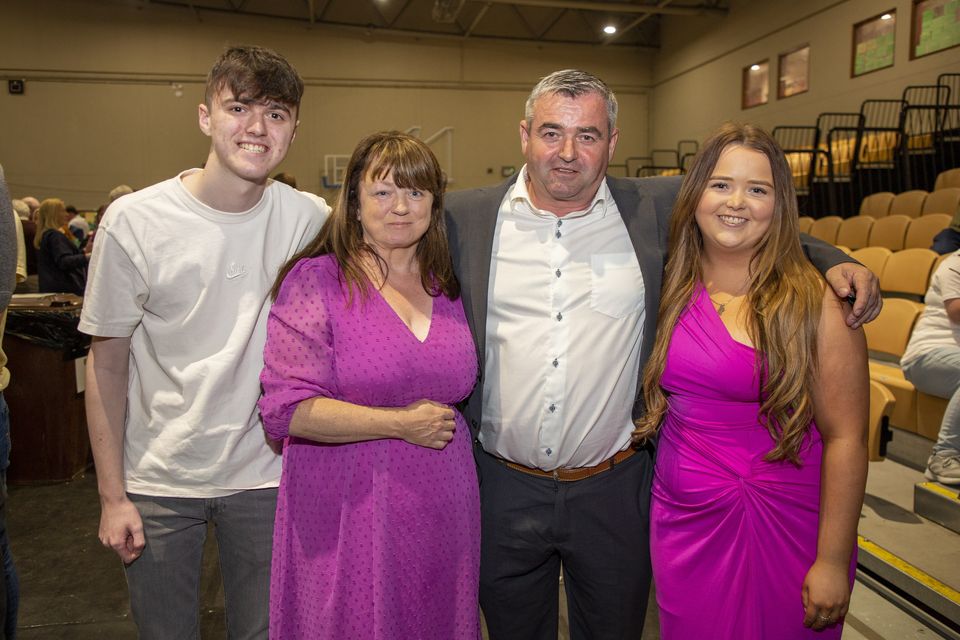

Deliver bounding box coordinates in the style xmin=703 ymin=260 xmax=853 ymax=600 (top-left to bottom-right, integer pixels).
xmin=634 ymin=123 xmax=824 ymax=463
xmin=271 ymin=131 xmax=458 ymax=302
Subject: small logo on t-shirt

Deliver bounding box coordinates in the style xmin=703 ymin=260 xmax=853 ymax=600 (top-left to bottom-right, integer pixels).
xmin=226 ymin=262 xmax=248 ymax=280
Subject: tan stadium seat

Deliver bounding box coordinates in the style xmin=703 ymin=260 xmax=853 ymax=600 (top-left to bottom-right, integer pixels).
xmin=859 ymin=192 xmax=895 ymax=218
xmin=905 ymin=214 xmax=952 ymax=250
xmin=797 ymin=216 xmax=814 ymax=234
xmin=836 ymin=216 xmax=874 ymax=250
xmin=859 ymin=131 xmax=899 ymax=165
xmin=868 ymin=215 xmax=911 ymax=251
xmin=879 ymin=248 xmax=938 ymax=298
xmin=934 ymin=168 xmax=960 ymax=191
xmin=921 ymin=188 xmax=960 ymax=216
xmin=808 ymin=216 xmax=842 ymax=244
xmin=864 ymin=298 xmax=923 ymax=432
xmin=868 ymin=381 xmax=895 ymax=461
xmin=786 ymin=151 xmax=814 ymax=190
xmin=850 ymin=246 xmax=892 ymax=277
xmin=889 ymin=190 xmax=929 ymax=218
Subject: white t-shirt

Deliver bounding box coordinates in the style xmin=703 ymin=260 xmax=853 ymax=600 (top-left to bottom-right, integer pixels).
xmin=902 ymin=250 xmax=960 ymax=365
xmin=79 ymin=170 xmax=328 ymax=497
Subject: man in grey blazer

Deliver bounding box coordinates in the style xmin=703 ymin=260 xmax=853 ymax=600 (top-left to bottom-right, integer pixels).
xmin=444 ymin=70 xmax=879 ymax=640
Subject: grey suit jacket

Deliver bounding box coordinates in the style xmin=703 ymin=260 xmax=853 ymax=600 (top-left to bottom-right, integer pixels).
xmin=444 ymin=174 xmax=683 ymax=434
xmin=444 ymin=173 xmax=854 ymax=438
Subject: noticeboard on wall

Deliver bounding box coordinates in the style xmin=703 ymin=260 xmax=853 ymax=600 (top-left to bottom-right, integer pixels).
xmin=912 ymin=0 xmax=960 ymax=58
xmin=852 ymin=10 xmax=896 ymax=77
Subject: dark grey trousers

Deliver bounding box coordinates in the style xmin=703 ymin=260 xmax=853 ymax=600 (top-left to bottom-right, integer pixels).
xmin=476 ymin=445 xmax=654 ymax=640
xmin=125 ymin=488 xmax=277 ymax=640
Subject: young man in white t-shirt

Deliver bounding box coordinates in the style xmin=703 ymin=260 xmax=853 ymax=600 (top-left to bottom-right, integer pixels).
xmin=80 ymin=46 xmax=329 ymax=639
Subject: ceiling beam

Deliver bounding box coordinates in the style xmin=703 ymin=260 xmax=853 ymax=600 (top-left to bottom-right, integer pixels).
xmin=603 ymin=0 xmax=674 ymax=45
xmin=464 ymin=3 xmax=492 ymax=37
xmin=389 ymin=0 xmax=416 ymax=28
xmin=470 ymin=0 xmax=725 ymax=16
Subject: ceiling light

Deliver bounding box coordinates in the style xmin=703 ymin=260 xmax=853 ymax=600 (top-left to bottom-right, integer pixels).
xmin=750 ymin=64 xmax=760 ymax=71
xmin=881 ymin=13 xmax=892 ymax=20
xmin=603 ymin=25 xmax=617 ymax=34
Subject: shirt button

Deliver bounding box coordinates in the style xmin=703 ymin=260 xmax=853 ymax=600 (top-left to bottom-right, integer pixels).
xmin=556 ymin=219 xmax=563 ymax=227
xmin=546 ymin=448 xmax=553 ymax=456
xmin=555 ymin=269 xmax=561 ymax=278
xmin=549 ymin=404 xmax=556 ymax=412
xmin=556 ymin=312 xmax=563 ymax=321
xmin=555 ymin=230 xmax=562 ymax=239
xmin=552 ymin=359 xmax=559 ymax=367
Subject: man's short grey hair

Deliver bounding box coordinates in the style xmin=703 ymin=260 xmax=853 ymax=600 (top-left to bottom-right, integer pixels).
xmin=109 ymin=184 xmax=134 ymax=202
xmin=524 ymin=69 xmax=618 ymax=135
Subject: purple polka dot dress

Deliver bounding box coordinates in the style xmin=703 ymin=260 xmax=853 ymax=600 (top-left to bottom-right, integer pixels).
xmin=259 ymin=255 xmax=481 ymax=639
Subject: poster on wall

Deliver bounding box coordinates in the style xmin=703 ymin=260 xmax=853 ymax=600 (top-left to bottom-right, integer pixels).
xmin=742 ymin=60 xmax=769 ymax=109
xmin=779 ymin=45 xmax=810 ymax=99
xmin=852 ymin=10 xmax=896 ymax=76
xmin=913 ymin=0 xmax=960 ymax=58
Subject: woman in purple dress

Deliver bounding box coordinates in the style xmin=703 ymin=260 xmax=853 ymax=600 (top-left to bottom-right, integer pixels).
xmin=259 ymin=132 xmax=480 ymax=639
xmin=634 ymin=123 xmax=868 ymax=639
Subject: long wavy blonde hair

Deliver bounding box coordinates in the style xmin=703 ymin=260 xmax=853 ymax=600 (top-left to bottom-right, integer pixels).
xmin=34 ymin=198 xmax=68 ymax=249
xmin=633 ymin=123 xmax=824 ymax=463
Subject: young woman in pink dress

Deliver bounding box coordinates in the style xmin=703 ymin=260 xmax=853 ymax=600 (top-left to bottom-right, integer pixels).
xmin=259 ymin=132 xmax=480 ymax=639
xmin=634 ymin=123 xmax=869 ymax=639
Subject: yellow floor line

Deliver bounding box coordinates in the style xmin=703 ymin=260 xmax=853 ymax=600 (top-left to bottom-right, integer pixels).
xmin=858 ymin=535 xmax=960 ymax=604
xmin=918 ymin=482 xmax=960 ymax=501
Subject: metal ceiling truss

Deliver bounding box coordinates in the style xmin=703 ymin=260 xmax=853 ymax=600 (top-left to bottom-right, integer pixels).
xmin=144 ymin=0 xmax=728 ymax=47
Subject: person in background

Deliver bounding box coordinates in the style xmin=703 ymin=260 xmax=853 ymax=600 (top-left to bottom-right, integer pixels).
xmin=9 ymin=202 xmax=27 ymax=222
xmin=931 ymin=210 xmax=960 ymax=255
xmin=635 ymin=123 xmax=868 ymax=639
xmin=443 ymin=69 xmax=879 ymax=640
xmin=34 ymin=198 xmax=87 ymax=296
xmin=79 ymin=45 xmax=328 ymax=639
xmin=902 ymin=251 xmax=960 ymax=484
xmin=9 ymin=202 xmax=34 ymax=283
xmin=260 ymin=131 xmax=480 ymax=638
xmin=107 ymin=185 xmax=133 ymax=203
xmin=271 ymin=172 xmax=297 ymax=189
xmin=19 ymin=198 xmax=38 ymax=223
xmin=1 ymin=163 xmax=26 ymax=639
xmin=67 ymin=206 xmax=91 ymax=245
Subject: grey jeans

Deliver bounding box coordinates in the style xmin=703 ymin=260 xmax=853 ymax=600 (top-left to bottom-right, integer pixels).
xmin=125 ymin=488 xmax=277 ymax=640
xmin=903 ymin=346 xmax=960 ymax=455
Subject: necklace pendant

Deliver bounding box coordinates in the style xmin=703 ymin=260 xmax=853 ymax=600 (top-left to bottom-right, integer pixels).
xmin=716 ymin=302 xmax=726 ymax=316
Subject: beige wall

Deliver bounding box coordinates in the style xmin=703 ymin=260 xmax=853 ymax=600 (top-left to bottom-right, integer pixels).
xmin=651 ymin=0 xmax=960 ymax=150
xmin=0 ymin=0 xmax=653 ymax=208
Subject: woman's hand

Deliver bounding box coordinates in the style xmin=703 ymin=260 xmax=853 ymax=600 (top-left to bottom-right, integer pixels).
xmin=802 ymin=559 xmax=851 ymax=631
xmin=399 ymin=400 xmax=456 ymax=450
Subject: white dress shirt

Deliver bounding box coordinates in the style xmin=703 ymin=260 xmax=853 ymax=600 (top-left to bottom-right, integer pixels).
xmin=479 ymin=166 xmax=646 ymax=470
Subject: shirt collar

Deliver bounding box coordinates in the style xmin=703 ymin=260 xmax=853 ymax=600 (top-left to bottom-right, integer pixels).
xmin=509 ymin=165 xmax=610 ymax=220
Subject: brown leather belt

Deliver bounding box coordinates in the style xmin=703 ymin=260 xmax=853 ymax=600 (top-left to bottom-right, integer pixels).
xmin=496 ymin=447 xmax=637 ymax=482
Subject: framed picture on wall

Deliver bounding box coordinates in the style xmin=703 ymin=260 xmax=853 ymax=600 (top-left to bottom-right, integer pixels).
xmin=912 ymin=0 xmax=960 ymax=58
xmin=742 ymin=60 xmax=769 ymax=109
xmin=778 ymin=45 xmax=810 ymax=99
xmin=852 ymin=10 xmax=896 ymax=77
